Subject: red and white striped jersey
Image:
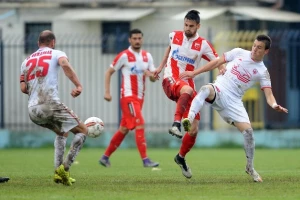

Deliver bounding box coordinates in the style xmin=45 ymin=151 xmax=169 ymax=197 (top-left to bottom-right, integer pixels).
xmin=215 ymin=48 xmax=271 ymax=98
xmin=163 ymin=31 xmax=218 ymax=89
xmin=20 ymin=47 xmax=67 ymax=107
xmin=110 ymin=46 xmax=155 ymax=100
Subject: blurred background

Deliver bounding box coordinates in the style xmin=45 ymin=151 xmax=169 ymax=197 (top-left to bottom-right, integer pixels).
xmin=0 ymin=0 xmax=300 ymax=148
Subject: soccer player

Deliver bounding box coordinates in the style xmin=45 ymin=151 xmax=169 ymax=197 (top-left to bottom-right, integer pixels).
xmin=20 ymin=30 xmax=88 ymax=186
xmin=178 ymin=34 xmax=288 ymax=182
xmin=154 ymin=10 xmax=223 ymax=139
xmin=99 ymin=29 xmax=159 ymax=168
xmin=0 ymin=177 xmax=9 ymax=183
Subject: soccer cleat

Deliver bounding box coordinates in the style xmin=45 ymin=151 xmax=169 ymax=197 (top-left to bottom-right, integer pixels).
xmin=245 ymin=167 xmax=263 ymax=182
xmin=182 ymin=118 xmax=192 ymax=132
xmin=168 ymin=122 xmax=183 ymax=139
xmin=99 ymin=155 xmax=111 ymax=167
xmin=174 ymin=154 xmax=192 ymax=179
xmin=55 ymin=165 xmax=72 ymax=186
xmin=54 ymin=173 xmax=76 ymax=184
xmin=0 ymin=177 xmax=9 ymax=183
xmin=53 ymin=173 xmax=62 ymax=184
xmin=69 ymin=177 xmax=76 ymax=183
xmin=143 ymin=158 xmax=159 ymax=168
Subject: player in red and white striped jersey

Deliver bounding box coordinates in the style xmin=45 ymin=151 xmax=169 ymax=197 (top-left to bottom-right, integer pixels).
xmin=99 ymin=29 xmax=159 ymax=168
xmin=154 ymin=10 xmax=222 ymax=140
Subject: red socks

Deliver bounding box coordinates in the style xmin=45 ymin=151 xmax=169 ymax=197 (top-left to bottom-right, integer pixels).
xmin=179 ymin=133 xmax=196 ymax=157
xmin=175 ymin=93 xmax=191 ymax=122
xmin=104 ymin=131 xmax=126 ymax=157
xmin=135 ymin=128 xmax=147 ymax=159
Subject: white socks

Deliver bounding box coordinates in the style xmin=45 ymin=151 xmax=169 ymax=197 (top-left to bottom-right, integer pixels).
xmin=242 ymin=128 xmax=255 ymax=169
xmin=188 ymin=86 xmax=210 ymax=123
xmin=63 ymin=133 xmax=86 ymax=171
xmin=54 ymin=135 xmax=67 ymax=169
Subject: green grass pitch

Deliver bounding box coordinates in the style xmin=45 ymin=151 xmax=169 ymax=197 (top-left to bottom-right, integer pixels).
xmin=1 ymin=148 xmax=300 ymax=200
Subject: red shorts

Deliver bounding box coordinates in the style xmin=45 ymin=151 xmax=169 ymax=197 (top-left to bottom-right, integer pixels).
xmin=120 ymin=96 xmax=145 ymax=130
xmin=162 ymin=77 xmax=200 ymax=120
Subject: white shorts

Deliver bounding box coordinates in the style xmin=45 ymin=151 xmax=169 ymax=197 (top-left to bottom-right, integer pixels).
xmin=205 ymin=84 xmax=250 ymax=125
xmin=28 ymin=102 xmax=80 ymax=133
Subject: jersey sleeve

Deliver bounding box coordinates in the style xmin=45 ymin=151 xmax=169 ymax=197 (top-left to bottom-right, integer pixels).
xmin=147 ymin=52 xmax=156 ymax=72
xmin=201 ymin=40 xmax=219 ymax=61
xmin=223 ymin=48 xmax=242 ymax=62
xmin=20 ymin=60 xmax=26 ymax=83
xmin=110 ymin=52 xmax=127 ymax=71
xmin=260 ymin=69 xmax=272 ymax=89
xmin=168 ymin=32 xmax=175 ymax=46
xmin=56 ymin=50 xmax=68 ymax=60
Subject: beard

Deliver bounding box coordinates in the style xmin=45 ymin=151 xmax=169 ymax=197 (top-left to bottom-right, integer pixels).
xmin=132 ymin=44 xmax=141 ymax=51
xmin=185 ymin=31 xmax=194 ymax=38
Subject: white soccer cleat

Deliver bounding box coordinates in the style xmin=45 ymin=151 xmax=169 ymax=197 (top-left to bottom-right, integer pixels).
xmin=245 ymin=167 xmax=263 ymax=182
xmin=168 ymin=126 xmax=183 ymax=139
xmin=174 ymin=154 xmax=192 ymax=179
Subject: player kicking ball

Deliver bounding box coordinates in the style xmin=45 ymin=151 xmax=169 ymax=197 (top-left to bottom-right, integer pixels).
xmin=176 ymin=34 xmax=288 ymax=182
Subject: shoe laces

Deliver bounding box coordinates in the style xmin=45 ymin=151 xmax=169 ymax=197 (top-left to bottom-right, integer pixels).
xmin=172 ymin=122 xmax=181 ymax=132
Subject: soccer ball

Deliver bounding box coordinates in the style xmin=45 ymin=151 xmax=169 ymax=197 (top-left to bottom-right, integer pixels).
xmin=84 ymin=117 xmax=104 ymax=138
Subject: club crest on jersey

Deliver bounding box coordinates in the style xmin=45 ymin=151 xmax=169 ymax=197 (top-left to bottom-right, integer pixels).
xmin=171 ymin=48 xmax=195 ymax=64
xmin=194 ymin=43 xmax=200 ymax=50
xmin=253 ymin=69 xmax=258 ymax=74
xmin=130 ymin=65 xmax=144 ymax=74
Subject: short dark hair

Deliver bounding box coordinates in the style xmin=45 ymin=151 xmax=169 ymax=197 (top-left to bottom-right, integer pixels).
xmin=256 ymin=34 xmax=272 ymax=50
xmin=184 ymin=10 xmax=200 ymax=24
xmin=38 ymin=30 xmax=55 ymax=45
xmin=129 ymin=29 xmax=143 ymax=38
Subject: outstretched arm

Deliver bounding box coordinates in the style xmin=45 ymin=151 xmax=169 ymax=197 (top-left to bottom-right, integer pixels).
xmin=59 ymin=57 xmax=82 ymax=98
xmin=180 ymin=55 xmax=226 ymax=79
xmin=144 ymin=70 xmax=156 ymax=82
xmin=263 ymin=88 xmax=288 ymax=113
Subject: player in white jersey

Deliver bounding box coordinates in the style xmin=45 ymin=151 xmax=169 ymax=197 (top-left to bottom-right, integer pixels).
xmin=177 ymin=34 xmax=288 ymax=182
xmin=154 ymin=10 xmax=223 ymax=141
xmin=20 ymin=30 xmax=88 ymax=186
xmin=99 ymin=29 xmax=159 ymax=168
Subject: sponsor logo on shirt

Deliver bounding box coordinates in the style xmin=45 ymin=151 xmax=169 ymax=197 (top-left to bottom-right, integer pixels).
xmin=171 ymin=48 xmax=195 ymax=64
xmin=130 ymin=65 xmax=144 ymax=74
xmin=231 ymin=64 xmax=251 ymax=83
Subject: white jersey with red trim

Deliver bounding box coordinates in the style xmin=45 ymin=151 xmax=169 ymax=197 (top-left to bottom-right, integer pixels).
xmin=20 ymin=47 xmax=67 ymax=107
xmin=164 ymin=31 xmax=218 ymax=89
xmin=110 ymin=46 xmax=155 ymax=100
xmin=215 ymin=48 xmax=271 ymax=98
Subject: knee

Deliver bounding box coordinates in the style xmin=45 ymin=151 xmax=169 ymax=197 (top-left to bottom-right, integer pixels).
xmin=199 ymin=85 xmax=211 ymax=95
xmin=119 ymin=126 xmax=129 ymax=135
xmin=189 ymin=125 xmax=198 ymax=136
xmin=180 ymin=85 xmax=194 ymax=95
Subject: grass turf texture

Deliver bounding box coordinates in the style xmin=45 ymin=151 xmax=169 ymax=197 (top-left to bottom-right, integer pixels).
xmin=1 ymin=148 xmax=300 ymax=200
